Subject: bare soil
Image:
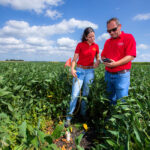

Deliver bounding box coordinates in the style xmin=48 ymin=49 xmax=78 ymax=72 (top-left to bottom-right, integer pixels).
xmin=53 ymin=125 xmax=96 ymax=150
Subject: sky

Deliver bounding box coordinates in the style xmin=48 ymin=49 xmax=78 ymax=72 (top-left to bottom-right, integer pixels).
xmin=0 ymin=0 xmax=150 ymax=62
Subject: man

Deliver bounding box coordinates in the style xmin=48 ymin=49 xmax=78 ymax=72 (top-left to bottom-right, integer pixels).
xmin=101 ymin=17 xmax=136 ymax=104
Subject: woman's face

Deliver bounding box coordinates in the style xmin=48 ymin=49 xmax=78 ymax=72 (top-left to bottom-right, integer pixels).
xmin=86 ymin=32 xmax=95 ymax=44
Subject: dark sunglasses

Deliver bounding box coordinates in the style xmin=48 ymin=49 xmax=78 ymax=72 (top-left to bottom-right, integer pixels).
xmin=107 ymin=27 xmax=118 ymax=33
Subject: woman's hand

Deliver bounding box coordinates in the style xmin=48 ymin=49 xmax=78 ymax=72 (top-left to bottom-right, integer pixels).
xmin=71 ymin=53 xmax=78 ymax=78
xmin=71 ymin=69 xmax=77 ymax=78
xmin=94 ymin=54 xmax=100 ymax=68
xmin=93 ymin=60 xmax=100 ymax=68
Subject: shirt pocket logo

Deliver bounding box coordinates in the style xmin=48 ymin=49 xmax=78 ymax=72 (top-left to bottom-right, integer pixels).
xmin=118 ymin=42 xmax=124 ymax=46
xmin=92 ymin=47 xmax=96 ymax=51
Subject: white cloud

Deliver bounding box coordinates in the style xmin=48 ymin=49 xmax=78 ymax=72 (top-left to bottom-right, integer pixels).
xmin=57 ymin=37 xmax=77 ymax=50
xmin=137 ymin=44 xmax=149 ymax=50
xmin=23 ymin=49 xmax=36 ymax=53
xmin=67 ymin=18 xmax=98 ymax=29
xmin=97 ymin=33 xmax=110 ymax=41
xmin=0 ymin=37 xmax=21 ymax=45
xmin=46 ymin=9 xmax=62 ymax=20
xmin=0 ymin=0 xmax=63 ymax=13
xmin=135 ymin=53 xmax=150 ymax=62
xmin=133 ymin=13 xmax=150 ymax=21
xmin=1 ymin=20 xmax=30 ymax=38
xmin=0 ymin=18 xmax=98 ymax=38
xmin=140 ymin=53 xmax=150 ymax=61
xmin=0 ymin=18 xmax=98 ymax=60
xmin=26 ymin=37 xmax=54 ymax=46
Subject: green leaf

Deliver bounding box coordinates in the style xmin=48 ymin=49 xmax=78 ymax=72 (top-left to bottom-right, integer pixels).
xmin=18 ymin=121 xmax=27 ymax=139
xmin=0 ymin=88 xmax=12 ymax=97
xmin=0 ymin=76 xmax=4 ymax=84
xmin=1 ymin=100 xmax=14 ymax=112
xmin=126 ymin=134 xmax=130 ymax=150
xmin=109 ymin=118 xmax=116 ymax=122
xmin=14 ymin=85 xmax=22 ymax=91
xmin=107 ymin=130 xmax=119 ymax=136
xmin=27 ymin=124 xmax=34 ymax=134
xmin=106 ymin=139 xmax=117 ymax=147
xmin=31 ymin=136 xmax=39 ymax=148
xmin=103 ymin=110 xmax=108 ymax=117
xmin=121 ymin=105 xmax=130 ymax=111
xmin=77 ymin=145 xmax=84 ymax=150
xmin=44 ymin=135 xmax=53 ymax=144
xmin=133 ymin=126 xmax=141 ymax=143
xmin=37 ymin=130 xmax=46 ymax=144
xmin=51 ymin=123 xmax=64 ymax=140
xmin=112 ymin=115 xmax=124 ymax=119
xmin=0 ymin=113 xmax=9 ymax=120
xmin=13 ymin=145 xmax=26 ymax=150
xmin=75 ymin=134 xmax=84 ymax=145
xmin=43 ymin=144 xmax=59 ymax=150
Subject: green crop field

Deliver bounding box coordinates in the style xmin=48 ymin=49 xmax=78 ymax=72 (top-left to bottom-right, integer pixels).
xmin=0 ymin=61 xmax=150 ymax=149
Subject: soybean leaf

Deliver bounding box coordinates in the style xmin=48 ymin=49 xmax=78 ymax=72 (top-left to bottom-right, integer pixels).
xmin=51 ymin=123 xmax=64 ymax=140
xmin=18 ymin=121 xmax=27 ymax=139
xmin=106 ymin=139 xmax=117 ymax=147
xmin=31 ymin=136 xmax=39 ymax=148
xmin=75 ymin=133 xmax=84 ymax=145
xmin=133 ymin=126 xmax=141 ymax=143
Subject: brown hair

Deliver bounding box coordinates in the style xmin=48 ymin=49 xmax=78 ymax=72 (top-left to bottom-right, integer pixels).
xmin=81 ymin=27 xmax=95 ymax=42
xmin=107 ymin=17 xmax=120 ymax=26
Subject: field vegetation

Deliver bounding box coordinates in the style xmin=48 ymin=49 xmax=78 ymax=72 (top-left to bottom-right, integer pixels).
xmin=0 ymin=61 xmax=150 ymax=149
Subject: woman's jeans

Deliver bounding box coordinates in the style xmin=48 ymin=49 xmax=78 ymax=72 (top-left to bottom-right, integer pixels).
xmin=67 ymin=67 xmax=94 ymax=121
xmin=105 ymin=71 xmax=130 ymax=105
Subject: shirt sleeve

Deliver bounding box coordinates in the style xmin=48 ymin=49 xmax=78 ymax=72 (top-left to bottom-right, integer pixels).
xmin=101 ymin=41 xmax=108 ymax=57
xmin=96 ymin=44 xmax=100 ymax=54
xmin=125 ymin=34 xmax=136 ymax=57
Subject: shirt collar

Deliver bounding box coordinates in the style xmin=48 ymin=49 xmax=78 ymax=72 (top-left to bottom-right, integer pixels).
xmin=84 ymin=41 xmax=95 ymax=45
xmin=119 ymin=31 xmax=124 ymax=38
xmin=110 ymin=31 xmax=124 ymax=40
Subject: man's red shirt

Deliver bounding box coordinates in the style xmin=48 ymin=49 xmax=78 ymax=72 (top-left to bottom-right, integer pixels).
xmin=101 ymin=31 xmax=136 ymax=72
xmin=75 ymin=41 xmax=99 ymax=66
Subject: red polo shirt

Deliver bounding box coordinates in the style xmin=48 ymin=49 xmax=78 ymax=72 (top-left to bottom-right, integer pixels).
xmin=75 ymin=41 xmax=99 ymax=66
xmin=101 ymin=31 xmax=136 ymax=72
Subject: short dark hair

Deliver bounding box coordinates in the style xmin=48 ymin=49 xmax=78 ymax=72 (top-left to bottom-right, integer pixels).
xmin=107 ymin=17 xmax=120 ymax=26
xmin=81 ymin=27 xmax=95 ymax=42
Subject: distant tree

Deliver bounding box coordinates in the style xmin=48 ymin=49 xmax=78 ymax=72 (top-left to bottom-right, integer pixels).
xmin=5 ymin=59 xmax=24 ymax=61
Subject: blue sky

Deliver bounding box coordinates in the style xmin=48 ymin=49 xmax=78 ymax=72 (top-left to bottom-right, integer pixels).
xmin=0 ymin=0 xmax=150 ymax=62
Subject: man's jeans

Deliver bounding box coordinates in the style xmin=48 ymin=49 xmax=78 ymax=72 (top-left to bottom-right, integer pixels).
xmin=67 ymin=67 xmax=94 ymax=121
xmin=105 ymin=71 xmax=130 ymax=105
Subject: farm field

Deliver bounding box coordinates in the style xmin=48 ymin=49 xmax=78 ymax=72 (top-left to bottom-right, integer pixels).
xmin=0 ymin=61 xmax=150 ymax=150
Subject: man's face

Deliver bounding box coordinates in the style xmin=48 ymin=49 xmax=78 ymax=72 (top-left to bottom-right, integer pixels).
xmin=107 ymin=21 xmax=121 ymax=38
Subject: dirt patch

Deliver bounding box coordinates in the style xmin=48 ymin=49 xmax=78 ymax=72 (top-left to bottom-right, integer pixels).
xmin=53 ymin=125 xmax=96 ymax=150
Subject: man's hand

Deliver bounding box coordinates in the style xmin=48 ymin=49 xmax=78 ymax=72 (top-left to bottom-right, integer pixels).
xmin=103 ymin=56 xmax=135 ymax=68
xmin=103 ymin=59 xmax=118 ymax=68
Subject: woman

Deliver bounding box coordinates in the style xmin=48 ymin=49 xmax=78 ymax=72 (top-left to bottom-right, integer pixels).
xmin=65 ymin=27 xmax=100 ymax=126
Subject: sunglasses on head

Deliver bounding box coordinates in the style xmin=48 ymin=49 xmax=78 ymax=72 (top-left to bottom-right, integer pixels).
xmin=107 ymin=27 xmax=118 ymax=33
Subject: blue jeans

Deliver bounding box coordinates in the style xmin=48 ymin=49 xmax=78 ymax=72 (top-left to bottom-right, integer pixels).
xmin=67 ymin=67 xmax=94 ymax=121
xmin=105 ymin=71 xmax=130 ymax=105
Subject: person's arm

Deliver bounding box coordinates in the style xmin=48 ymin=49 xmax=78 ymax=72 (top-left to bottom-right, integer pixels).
xmin=71 ymin=53 xmax=79 ymax=78
xmin=93 ymin=53 xmax=100 ymax=68
xmin=104 ymin=55 xmax=135 ymax=68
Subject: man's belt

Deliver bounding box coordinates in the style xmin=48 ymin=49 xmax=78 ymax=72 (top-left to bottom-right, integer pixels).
xmin=107 ymin=69 xmax=130 ymax=74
